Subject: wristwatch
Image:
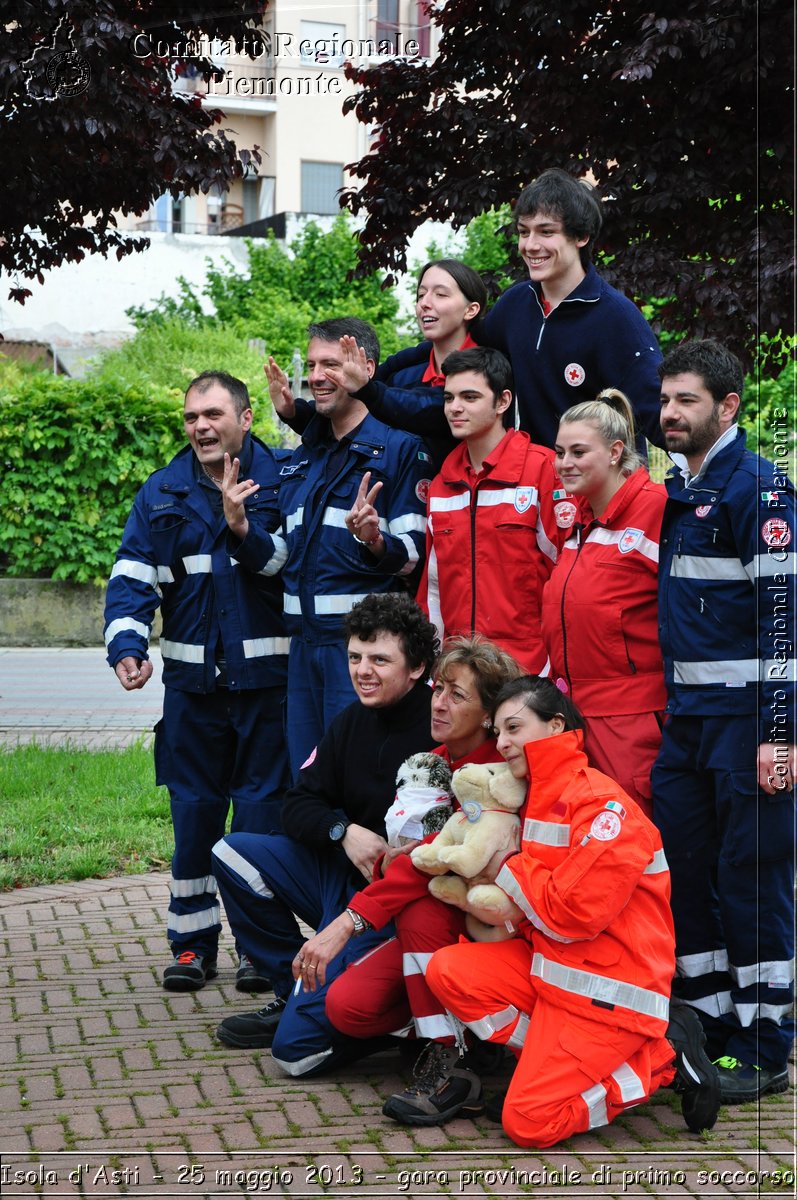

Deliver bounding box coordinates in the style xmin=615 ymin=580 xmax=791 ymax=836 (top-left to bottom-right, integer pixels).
xmin=328 ymin=820 xmax=349 ymax=843
xmin=346 ymin=907 xmax=371 ymax=936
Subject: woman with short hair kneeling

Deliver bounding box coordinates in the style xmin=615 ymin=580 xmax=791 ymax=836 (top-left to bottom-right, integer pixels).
xmin=425 ymin=677 xmax=720 ymax=1147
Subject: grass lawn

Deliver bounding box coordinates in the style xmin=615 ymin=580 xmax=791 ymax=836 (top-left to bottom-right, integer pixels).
xmin=0 ymin=743 xmax=173 ymax=890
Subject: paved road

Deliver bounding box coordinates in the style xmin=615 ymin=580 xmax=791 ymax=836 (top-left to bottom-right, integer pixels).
xmin=0 ymin=646 xmax=165 ymax=747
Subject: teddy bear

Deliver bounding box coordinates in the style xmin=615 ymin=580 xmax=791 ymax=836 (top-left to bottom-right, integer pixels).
xmin=383 ymin=752 xmax=454 ymax=847
xmin=410 ymin=761 xmax=526 ymax=941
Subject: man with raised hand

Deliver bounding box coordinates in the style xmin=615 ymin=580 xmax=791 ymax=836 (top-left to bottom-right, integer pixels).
xmin=266 ymin=318 xmax=432 ymax=778
xmin=104 ymin=372 xmax=290 ymax=994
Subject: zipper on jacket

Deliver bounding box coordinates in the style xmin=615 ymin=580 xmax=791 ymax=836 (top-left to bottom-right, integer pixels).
xmin=469 ymin=485 xmax=479 ymax=631
xmin=559 ymin=523 xmax=585 ymax=689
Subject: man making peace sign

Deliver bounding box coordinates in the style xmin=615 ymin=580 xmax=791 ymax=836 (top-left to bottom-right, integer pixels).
xmin=267 ymin=318 xmax=432 ymax=777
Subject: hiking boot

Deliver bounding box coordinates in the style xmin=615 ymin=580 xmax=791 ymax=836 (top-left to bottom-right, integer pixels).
xmin=382 ymin=1041 xmax=483 ymax=1126
xmin=461 ymin=1040 xmax=507 ymax=1076
xmin=163 ymin=951 xmax=218 ymax=992
xmin=666 ymin=1002 xmax=721 ymax=1131
xmin=216 ymin=996 xmax=287 ymax=1048
xmin=235 ymin=954 xmax=272 ymax=994
xmin=714 ymin=1057 xmax=789 ymax=1104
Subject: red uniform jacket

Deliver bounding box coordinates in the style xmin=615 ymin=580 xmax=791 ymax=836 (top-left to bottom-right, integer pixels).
xmin=495 ymin=729 xmax=675 ymax=1038
xmin=418 ymin=430 xmax=573 ymax=672
xmin=541 ymin=469 xmax=667 ymax=716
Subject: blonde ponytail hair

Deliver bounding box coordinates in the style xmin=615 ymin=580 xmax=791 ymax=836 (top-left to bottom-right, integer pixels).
xmin=559 ymin=388 xmax=643 ymax=474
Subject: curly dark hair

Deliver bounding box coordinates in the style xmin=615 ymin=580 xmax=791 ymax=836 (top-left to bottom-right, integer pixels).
xmin=344 ymin=593 xmax=439 ymax=679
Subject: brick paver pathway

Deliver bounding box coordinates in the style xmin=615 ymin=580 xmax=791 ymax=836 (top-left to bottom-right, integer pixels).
xmin=1 ymin=874 xmax=793 ymax=1198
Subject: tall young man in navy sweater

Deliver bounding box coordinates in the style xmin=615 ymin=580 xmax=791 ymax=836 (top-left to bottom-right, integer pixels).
xmin=479 ymin=168 xmax=664 ymax=452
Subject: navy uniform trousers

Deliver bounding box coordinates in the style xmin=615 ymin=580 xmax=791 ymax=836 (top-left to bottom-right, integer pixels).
xmin=653 ymin=713 xmax=795 ymax=1071
xmin=155 ymin=686 xmax=289 ymax=959
xmin=212 ymin=831 xmax=394 ymax=1076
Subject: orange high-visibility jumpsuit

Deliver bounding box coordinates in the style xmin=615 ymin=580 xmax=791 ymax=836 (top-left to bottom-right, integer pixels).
xmin=427 ymin=729 xmax=677 ymax=1148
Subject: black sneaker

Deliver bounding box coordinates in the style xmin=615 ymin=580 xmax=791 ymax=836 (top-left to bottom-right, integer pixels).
xmin=163 ymin=951 xmax=218 ymax=992
xmin=235 ymin=954 xmax=272 ymax=994
xmin=666 ymin=1002 xmax=721 ymax=1131
xmin=382 ymin=1041 xmax=483 ymax=1126
xmin=714 ymin=1056 xmax=790 ymax=1104
xmin=215 ymin=996 xmax=287 ymax=1048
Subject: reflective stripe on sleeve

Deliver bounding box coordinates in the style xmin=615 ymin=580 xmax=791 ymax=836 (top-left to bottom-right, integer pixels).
xmin=531 ymin=953 xmax=669 ymax=1021
xmin=104 ymin=617 xmax=151 ymax=646
xmin=496 ymin=865 xmax=581 ymax=944
xmin=110 ymin=559 xmax=158 ymax=587
xmin=643 ymin=849 xmax=669 ymax=875
xmin=522 ymin=818 xmax=571 ymax=846
xmin=466 ymin=1003 xmax=520 ymax=1042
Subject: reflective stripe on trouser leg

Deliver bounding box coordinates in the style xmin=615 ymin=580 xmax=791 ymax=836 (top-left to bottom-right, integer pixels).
xmin=502 ymin=1000 xmax=673 ymax=1150
xmin=397 ymin=893 xmax=469 ymax=1044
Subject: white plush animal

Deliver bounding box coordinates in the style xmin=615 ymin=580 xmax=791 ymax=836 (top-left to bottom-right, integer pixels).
xmin=411 ymin=761 xmax=526 ymax=941
xmin=384 ymin=752 xmax=454 ymax=847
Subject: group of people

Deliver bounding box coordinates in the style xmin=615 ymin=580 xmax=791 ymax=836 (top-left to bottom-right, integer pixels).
xmin=104 ymin=167 xmax=795 ymax=1148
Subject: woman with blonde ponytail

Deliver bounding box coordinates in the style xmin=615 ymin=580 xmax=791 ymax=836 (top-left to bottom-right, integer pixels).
xmin=541 ymin=389 xmax=667 ymax=815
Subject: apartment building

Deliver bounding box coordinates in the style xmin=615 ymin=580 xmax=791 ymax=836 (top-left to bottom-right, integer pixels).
xmin=128 ymin=0 xmax=438 ymax=237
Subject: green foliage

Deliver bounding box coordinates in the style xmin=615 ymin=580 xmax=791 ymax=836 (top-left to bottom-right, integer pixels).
xmin=459 ymin=205 xmax=518 ymax=293
xmin=128 ymin=215 xmax=405 ymax=363
xmin=0 ymin=361 xmax=272 ymax=584
xmin=88 ymin=322 xmax=279 ymax=445
xmin=743 ymin=360 xmax=796 ymax=464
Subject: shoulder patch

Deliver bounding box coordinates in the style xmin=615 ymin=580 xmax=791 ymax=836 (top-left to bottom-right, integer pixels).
xmin=762 ymin=517 xmax=791 ymax=548
xmin=554 ymin=500 xmax=578 ymax=529
xmin=590 ymin=810 xmax=622 ymax=841
xmin=416 ymin=478 xmax=432 ymax=504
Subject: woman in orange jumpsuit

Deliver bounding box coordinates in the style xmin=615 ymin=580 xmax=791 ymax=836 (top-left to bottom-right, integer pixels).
xmin=541 ymin=389 xmax=667 ymax=814
xmin=426 ymin=676 xmax=720 ymax=1147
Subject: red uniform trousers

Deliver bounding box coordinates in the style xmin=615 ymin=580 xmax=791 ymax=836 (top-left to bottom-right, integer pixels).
xmin=326 ymin=894 xmax=466 ymax=1043
xmin=427 ymin=940 xmax=676 ymax=1149
xmin=583 ymin=712 xmax=661 ymax=818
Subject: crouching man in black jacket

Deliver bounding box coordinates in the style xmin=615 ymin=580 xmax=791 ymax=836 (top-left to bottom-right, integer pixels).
xmin=211 ymin=592 xmax=437 ymax=1076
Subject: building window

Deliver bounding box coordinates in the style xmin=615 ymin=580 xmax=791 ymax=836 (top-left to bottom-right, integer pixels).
xmin=299 ymin=21 xmax=346 ymax=68
xmin=376 ymin=0 xmax=400 ymax=45
xmin=415 ymin=0 xmax=431 ymax=56
xmin=301 ymin=161 xmax=343 ymax=214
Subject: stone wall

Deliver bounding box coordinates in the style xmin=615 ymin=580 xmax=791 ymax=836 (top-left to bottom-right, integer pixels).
xmin=0 ymin=580 xmax=161 ymax=647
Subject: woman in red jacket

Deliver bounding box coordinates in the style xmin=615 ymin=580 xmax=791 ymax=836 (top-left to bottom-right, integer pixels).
xmin=541 ymin=389 xmax=667 ymax=814
xmin=425 ymin=676 xmax=720 ymax=1147
xmin=292 ymin=636 xmax=521 ymax=1074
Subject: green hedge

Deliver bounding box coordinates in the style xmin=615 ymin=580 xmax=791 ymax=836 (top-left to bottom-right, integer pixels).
xmin=0 ymin=363 xmax=278 ymax=584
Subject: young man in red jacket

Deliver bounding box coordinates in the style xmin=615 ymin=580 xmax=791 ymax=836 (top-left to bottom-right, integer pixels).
xmin=417 ymin=347 xmax=575 ymax=672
